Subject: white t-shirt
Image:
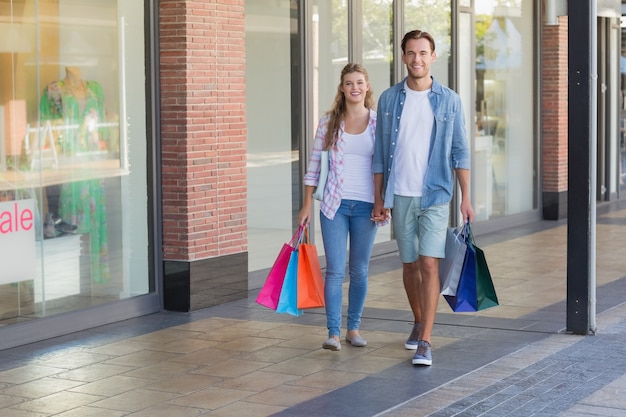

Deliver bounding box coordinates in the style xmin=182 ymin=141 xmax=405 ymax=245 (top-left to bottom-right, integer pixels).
xmin=342 ymin=127 xmax=374 ymax=203
xmin=393 ymin=84 xmax=433 ymax=197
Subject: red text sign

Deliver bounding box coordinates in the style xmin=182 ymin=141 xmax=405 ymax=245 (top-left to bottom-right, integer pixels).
xmin=0 ymin=199 xmax=36 ymax=284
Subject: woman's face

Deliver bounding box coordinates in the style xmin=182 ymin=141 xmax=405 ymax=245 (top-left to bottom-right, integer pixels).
xmin=340 ymin=72 xmax=369 ymax=105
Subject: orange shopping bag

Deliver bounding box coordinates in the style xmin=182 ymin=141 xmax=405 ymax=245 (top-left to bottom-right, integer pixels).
xmin=297 ymin=226 xmax=325 ymax=309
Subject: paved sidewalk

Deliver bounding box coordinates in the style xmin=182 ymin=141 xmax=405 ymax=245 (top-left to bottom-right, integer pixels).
xmin=378 ymin=301 xmax=626 ymax=417
xmin=0 ymin=203 xmax=624 ymax=416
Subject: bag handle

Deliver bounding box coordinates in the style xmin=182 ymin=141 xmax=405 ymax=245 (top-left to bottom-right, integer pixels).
xmin=289 ymin=225 xmax=306 ymax=247
xmin=453 ymin=222 xmax=468 ymax=240
xmin=465 ymin=220 xmax=476 ymax=247
xmin=301 ymin=224 xmax=310 ymax=245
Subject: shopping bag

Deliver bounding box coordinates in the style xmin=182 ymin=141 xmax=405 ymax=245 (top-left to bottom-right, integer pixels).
xmin=444 ymin=222 xmax=498 ymax=312
xmin=297 ymin=227 xmax=325 ymax=309
xmin=439 ymin=223 xmax=468 ymax=296
xmin=256 ymin=226 xmax=304 ymax=310
xmin=312 ymin=150 xmax=329 ymax=201
xmin=276 ymin=249 xmax=304 ymax=316
xmin=475 ymin=244 xmax=499 ymax=310
xmin=444 ymin=241 xmax=478 ymax=312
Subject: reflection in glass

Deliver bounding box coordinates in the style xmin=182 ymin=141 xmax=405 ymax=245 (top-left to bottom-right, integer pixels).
xmin=0 ymin=0 xmax=149 ymax=323
xmin=309 ymin=1 xmax=348 ymax=254
xmin=362 ymin=0 xmax=393 ymax=243
xmin=245 ymin=1 xmax=300 ymax=271
xmin=404 ymin=0 xmax=451 ymax=85
xmin=474 ymin=1 xmax=534 ymax=219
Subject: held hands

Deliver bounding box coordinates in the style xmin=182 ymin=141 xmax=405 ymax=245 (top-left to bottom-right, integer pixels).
xmin=371 ymin=200 xmax=390 ymax=223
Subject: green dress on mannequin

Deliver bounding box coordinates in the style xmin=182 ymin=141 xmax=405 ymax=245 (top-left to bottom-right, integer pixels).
xmin=40 ymin=67 xmax=110 ymax=284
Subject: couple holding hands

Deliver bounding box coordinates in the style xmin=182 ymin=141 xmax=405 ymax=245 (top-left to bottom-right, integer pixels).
xmin=298 ymin=29 xmax=474 ymax=367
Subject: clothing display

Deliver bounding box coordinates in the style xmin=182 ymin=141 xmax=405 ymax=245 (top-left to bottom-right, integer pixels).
xmin=39 ymin=67 xmax=110 ymax=283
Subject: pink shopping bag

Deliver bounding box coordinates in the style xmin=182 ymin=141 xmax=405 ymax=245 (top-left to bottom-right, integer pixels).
xmin=255 ymin=226 xmax=304 ymax=310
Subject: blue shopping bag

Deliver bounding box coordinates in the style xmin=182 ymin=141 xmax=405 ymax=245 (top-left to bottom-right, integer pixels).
xmin=443 ymin=222 xmax=498 ymax=312
xmin=276 ymin=249 xmax=303 ymax=317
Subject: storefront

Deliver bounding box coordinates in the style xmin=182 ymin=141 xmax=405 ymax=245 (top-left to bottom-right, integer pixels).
xmin=0 ymin=0 xmax=160 ymax=349
xmin=1 ymin=0 xmax=623 ymax=350
xmin=246 ymin=0 xmax=541 ymax=273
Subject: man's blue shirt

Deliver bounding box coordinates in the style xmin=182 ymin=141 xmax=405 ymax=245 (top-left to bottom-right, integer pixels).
xmin=373 ymin=76 xmax=470 ymax=209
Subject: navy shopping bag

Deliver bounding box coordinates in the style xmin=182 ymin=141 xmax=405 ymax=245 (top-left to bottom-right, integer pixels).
xmin=444 ymin=222 xmax=498 ymax=312
xmin=444 ymin=240 xmax=478 ymax=312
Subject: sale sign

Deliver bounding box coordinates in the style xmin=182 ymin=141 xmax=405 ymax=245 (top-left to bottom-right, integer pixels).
xmin=0 ymin=199 xmax=36 ymax=285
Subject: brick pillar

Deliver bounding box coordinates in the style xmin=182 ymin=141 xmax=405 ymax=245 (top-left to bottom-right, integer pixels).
xmin=541 ymin=16 xmax=569 ymax=220
xmin=159 ymin=0 xmax=248 ymax=311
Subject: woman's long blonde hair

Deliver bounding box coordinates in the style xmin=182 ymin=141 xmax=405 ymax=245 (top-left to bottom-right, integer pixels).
xmin=323 ymin=63 xmax=374 ymax=150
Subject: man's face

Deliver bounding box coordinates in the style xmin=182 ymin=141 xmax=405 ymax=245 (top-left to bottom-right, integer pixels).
xmin=402 ymin=38 xmax=436 ymax=80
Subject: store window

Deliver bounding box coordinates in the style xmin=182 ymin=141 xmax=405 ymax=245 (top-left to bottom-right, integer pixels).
xmin=0 ymin=0 xmax=149 ymax=323
xmin=245 ymin=1 xmax=395 ymax=272
xmin=474 ymin=0 xmax=535 ymax=219
xmin=309 ymin=0 xmax=396 ymax=251
xmin=309 ymin=1 xmax=349 ymax=251
xmin=245 ymin=1 xmax=300 ymax=272
xmin=362 ymin=0 xmax=393 ymax=245
xmin=405 ymin=0 xmax=451 ymax=87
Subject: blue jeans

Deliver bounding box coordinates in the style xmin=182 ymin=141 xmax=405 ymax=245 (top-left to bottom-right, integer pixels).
xmin=320 ymin=200 xmax=377 ymax=338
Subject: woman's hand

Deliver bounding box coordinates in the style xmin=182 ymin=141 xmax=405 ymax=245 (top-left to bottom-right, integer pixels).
xmin=298 ymin=205 xmax=311 ymax=226
xmin=298 ymin=185 xmax=316 ymax=226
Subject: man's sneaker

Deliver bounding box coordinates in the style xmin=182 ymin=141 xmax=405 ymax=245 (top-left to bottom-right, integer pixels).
xmin=412 ymin=340 xmax=432 ymax=366
xmin=405 ymin=322 xmax=421 ymax=350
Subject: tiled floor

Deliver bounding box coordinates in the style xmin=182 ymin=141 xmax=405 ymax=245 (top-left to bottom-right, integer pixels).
xmin=0 ymin=202 xmax=625 ymax=416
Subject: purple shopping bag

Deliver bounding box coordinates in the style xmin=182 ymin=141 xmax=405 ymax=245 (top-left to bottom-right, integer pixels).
xmin=256 ymin=226 xmax=304 ymax=310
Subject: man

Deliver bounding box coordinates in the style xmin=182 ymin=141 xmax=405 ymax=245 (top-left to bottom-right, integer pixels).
xmin=372 ymin=30 xmax=474 ymax=366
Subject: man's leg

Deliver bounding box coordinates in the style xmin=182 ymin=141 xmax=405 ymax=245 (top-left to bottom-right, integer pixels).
xmin=402 ymin=261 xmax=421 ymax=325
xmin=411 ymin=255 xmax=439 ymax=365
xmin=402 ymin=261 xmax=422 ymax=349
xmin=392 ymin=195 xmax=422 ymax=349
xmin=412 ymin=203 xmax=448 ymax=366
xmin=416 ymin=255 xmax=439 ymax=345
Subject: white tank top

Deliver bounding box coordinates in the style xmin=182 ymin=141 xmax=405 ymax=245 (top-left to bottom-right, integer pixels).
xmin=342 ymin=127 xmax=374 ymax=203
xmin=393 ymin=85 xmax=433 ymax=196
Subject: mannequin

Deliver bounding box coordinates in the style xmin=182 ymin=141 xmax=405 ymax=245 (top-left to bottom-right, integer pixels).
xmin=63 ymin=66 xmax=88 ymax=99
xmin=41 ymin=66 xmax=107 ymax=153
xmin=40 ymin=66 xmax=110 ymax=283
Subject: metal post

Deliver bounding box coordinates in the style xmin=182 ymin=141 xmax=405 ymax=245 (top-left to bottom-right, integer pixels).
xmin=567 ymin=0 xmax=597 ymax=335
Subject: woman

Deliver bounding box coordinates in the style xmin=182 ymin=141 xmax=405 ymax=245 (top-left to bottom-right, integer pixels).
xmin=298 ymin=63 xmax=387 ymax=351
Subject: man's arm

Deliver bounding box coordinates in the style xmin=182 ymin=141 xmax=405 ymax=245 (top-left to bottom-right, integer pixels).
xmin=455 ymin=168 xmax=474 ymax=223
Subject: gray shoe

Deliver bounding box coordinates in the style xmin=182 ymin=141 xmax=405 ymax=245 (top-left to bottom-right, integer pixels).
xmin=322 ymin=337 xmax=341 ymax=351
xmin=405 ymin=322 xmax=421 ymax=350
xmin=345 ymin=333 xmax=367 ymax=347
xmin=412 ymin=340 xmax=432 ymax=366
